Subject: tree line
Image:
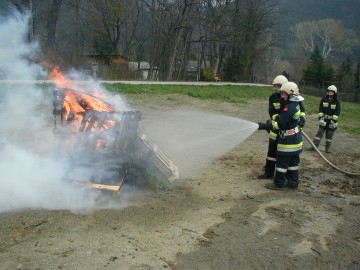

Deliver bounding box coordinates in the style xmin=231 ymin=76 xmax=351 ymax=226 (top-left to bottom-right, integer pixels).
xmin=3 ymin=0 xmax=360 ymax=97
xmin=300 ymin=46 xmax=360 ymax=101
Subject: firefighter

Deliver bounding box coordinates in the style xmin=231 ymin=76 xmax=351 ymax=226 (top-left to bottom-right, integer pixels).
xmin=258 ymin=82 xmax=304 ymax=190
xmin=257 ymin=75 xmax=288 ymax=179
xmin=311 ymin=85 xmax=341 ymax=153
xmin=258 ymin=75 xmax=306 ymax=179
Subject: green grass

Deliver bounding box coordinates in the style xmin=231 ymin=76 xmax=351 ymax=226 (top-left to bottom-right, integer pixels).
xmin=104 ymin=83 xmax=273 ymax=104
xmin=104 ymin=83 xmax=360 ymax=138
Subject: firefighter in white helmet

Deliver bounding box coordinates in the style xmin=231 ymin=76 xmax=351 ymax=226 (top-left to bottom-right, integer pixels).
xmin=258 ymin=82 xmax=305 ymax=190
xmin=258 ymin=75 xmax=306 ymax=179
xmin=257 ymin=75 xmax=288 ymax=179
xmin=311 ymin=85 xmax=341 ymax=153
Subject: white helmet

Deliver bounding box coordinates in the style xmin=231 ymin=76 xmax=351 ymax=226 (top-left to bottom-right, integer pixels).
xmin=280 ymin=82 xmax=299 ymax=95
xmin=272 ymin=75 xmax=288 ymax=86
xmin=327 ymin=85 xmax=337 ymax=94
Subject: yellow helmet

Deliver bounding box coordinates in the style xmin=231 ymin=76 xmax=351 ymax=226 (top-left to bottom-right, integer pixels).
xmin=272 ymin=75 xmax=288 ymax=86
xmin=327 ymin=85 xmax=337 ymax=94
xmin=280 ymin=82 xmax=299 ymax=95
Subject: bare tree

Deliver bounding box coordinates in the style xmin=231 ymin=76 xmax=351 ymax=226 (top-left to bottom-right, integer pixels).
xmin=292 ymin=18 xmax=360 ymax=60
xmin=53 ymin=0 xmax=84 ymax=66
xmin=47 ymin=0 xmax=64 ymax=50
xmin=225 ymin=0 xmax=277 ymax=81
xmin=84 ymin=0 xmax=134 ymax=55
xmin=142 ymin=0 xmax=202 ymax=80
xmin=73 ymin=0 xmax=81 ymax=57
xmin=201 ymin=0 xmax=232 ymax=76
xmin=10 ymin=0 xmax=36 ymax=42
xmin=14 ymin=0 xmax=65 ymax=63
xmin=122 ymin=0 xmax=151 ymax=62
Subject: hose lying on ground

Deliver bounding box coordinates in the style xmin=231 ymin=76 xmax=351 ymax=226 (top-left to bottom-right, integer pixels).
xmin=302 ymin=131 xmax=360 ymax=177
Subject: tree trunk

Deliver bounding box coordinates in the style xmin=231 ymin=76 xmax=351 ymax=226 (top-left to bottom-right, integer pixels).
xmin=166 ymin=27 xmax=184 ymax=81
xmin=47 ymin=0 xmax=63 ymax=50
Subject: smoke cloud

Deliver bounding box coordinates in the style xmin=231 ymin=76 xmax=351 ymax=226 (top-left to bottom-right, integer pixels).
xmin=0 ymin=11 xmax=127 ymax=214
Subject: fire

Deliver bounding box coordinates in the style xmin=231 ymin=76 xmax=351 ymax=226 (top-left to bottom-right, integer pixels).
xmin=62 ymin=89 xmax=115 ymax=132
xmin=48 ymin=64 xmax=76 ymax=90
xmin=48 ymin=65 xmax=179 ymax=192
xmin=49 ymin=65 xmax=116 ymax=133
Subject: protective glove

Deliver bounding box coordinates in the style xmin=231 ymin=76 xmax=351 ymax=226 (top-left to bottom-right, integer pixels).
xmin=258 ymin=122 xmax=267 ymax=130
xmin=258 ymin=122 xmax=271 ymax=131
xmin=319 ymin=118 xmax=325 ymax=127
xmin=329 ymin=120 xmax=337 ymax=129
xmin=298 ymin=116 xmax=306 ymax=128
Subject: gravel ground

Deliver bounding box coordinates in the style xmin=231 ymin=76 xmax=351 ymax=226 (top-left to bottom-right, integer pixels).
xmin=0 ymin=94 xmax=359 ymax=270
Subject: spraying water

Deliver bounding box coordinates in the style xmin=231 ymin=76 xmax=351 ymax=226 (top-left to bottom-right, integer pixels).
xmin=139 ymin=109 xmax=258 ymax=178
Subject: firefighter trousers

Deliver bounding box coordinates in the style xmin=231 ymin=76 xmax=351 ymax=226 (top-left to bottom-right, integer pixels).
xmin=274 ymin=154 xmax=300 ymax=188
xmin=313 ymin=126 xmax=335 ymax=148
xmin=264 ymin=137 xmax=277 ymax=177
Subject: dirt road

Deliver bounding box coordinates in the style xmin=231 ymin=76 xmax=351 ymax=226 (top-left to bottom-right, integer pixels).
xmin=1 ymin=94 xmax=359 ymax=270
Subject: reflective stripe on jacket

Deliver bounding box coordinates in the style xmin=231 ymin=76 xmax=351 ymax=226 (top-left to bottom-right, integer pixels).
xmin=318 ymin=96 xmax=341 ymax=130
xmin=272 ymin=101 xmax=303 ymax=156
xmin=268 ymin=92 xmax=282 ymax=119
xmin=318 ymin=96 xmax=341 ymax=122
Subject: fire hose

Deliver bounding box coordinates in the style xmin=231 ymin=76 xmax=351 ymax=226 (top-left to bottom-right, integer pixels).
xmin=302 ymin=131 xmax=360 ymax=177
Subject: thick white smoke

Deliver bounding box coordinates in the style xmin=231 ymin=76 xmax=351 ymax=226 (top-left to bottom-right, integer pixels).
xmin=0 ymin=11 xmax=124 ymax=214
xmin=0 ymin=11 xmax=42 ymax=80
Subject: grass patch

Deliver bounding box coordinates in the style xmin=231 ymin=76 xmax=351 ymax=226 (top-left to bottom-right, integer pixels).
xmin=104 ymin=83 xmax=272 ymax=104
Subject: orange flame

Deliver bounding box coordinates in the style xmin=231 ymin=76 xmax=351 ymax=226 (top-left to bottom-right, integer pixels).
xmin=48 ymin=64 xmax=77 ymax=90
xmin=49 ymin=65 xmax=116 ymax=133
xmin=62 ymin=90 xmax=115 ymax=132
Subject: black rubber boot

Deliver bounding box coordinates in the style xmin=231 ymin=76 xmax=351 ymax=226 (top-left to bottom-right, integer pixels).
xmin=257 ymin=173 xmax=273 ymax=180
xmin=309 ymin=141 xmax=320 ymax=151
xmin=265 ymin=183 xmax=284 ymax=190
xmin=325 ymin=145 xmax=332 ymax=153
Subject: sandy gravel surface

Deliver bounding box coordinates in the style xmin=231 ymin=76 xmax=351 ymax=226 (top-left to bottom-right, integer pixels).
xmin=0 ymin=94 xmax=359 ymax=270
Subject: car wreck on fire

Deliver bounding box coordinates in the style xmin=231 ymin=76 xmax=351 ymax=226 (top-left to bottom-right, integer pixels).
xmin=52 ymin=87 xmax=179 ymax=196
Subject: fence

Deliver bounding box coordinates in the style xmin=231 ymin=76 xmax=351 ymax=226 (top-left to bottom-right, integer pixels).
xmin=300 ymin=84 xmax=360 ymax=103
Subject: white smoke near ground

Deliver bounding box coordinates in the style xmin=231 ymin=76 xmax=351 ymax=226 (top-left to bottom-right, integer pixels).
xmin=0 ymin=11 xmax=130 ymax=214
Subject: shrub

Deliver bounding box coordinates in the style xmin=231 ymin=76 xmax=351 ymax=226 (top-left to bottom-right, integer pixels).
xmin=200 ymin=67 xmax=215 ymax=81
